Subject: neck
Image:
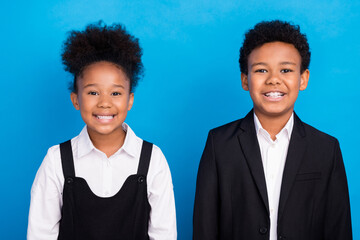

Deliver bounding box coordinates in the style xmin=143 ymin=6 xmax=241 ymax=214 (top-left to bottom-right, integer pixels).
xmin=254 ymin=110 xmax=292 ymax=141
xmin=88 ymin=128 xmax=126 ymax=158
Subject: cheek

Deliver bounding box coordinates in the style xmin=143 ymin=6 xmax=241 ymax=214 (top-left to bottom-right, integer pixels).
xmin=113 ymin=98 xmax=129 ymax=109
xmin=78 ymin=96 xmax=87 ymax=107
xmin=294 ymin=78 xmax=302 ymax=90
xmin=78 ymin=95 xmax=96 ymax=110
xmin=247 ymin=80 xmax=261 ymax=94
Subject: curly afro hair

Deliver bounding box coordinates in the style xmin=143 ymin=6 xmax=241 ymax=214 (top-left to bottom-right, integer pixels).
xmin=239 ymin=20 xmax=310 ymax=75
xmin=61 ymin=21 xmax=143 ymax=92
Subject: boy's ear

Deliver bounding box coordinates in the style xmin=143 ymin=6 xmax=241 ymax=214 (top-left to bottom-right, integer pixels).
xmin=128 ymin=92 xmax=134 ymax=111
xmin=70 ymin=92 xmax=80 ymax=110
xmin=299 ymin=69 xmax=310 ymax=91
xmin=241 ymin=73 xmax=249 ymax=91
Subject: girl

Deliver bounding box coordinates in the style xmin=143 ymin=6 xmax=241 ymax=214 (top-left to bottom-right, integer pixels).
xmin=27 ymin=22 xmax=177 ymax=240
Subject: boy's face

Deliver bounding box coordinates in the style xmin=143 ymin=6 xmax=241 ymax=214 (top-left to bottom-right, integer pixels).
xmin=70 ymin=61 xmax=134 ymax=139
xmin=241 ymin=41 xmax=309 ymax=120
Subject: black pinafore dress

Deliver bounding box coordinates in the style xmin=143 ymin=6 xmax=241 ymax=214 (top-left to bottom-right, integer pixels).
xmin=57 ymin=140 xmax=153 ymax=240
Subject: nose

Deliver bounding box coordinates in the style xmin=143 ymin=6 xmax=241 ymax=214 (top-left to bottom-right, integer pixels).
xmin=265 ymin=72 xmax=282 ymax=85
xmin=97 ymin=94 xmax=112 ymax=108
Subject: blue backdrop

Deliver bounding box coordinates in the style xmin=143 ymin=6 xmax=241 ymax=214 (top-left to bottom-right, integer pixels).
xmin=0 ymin=0 xmax=359 ymax=239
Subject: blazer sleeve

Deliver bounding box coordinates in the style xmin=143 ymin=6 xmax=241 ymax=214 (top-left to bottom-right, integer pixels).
xmin=193 ymin=131 xmax=219 ymax=240
xmin=324 ymin=139 xmax=352 ymax=239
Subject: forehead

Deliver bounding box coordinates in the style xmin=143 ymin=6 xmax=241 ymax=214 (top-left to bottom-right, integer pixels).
xmin=248 ymin=41 xmax=301 ymax=65
xmin=78 ymin=61 xmax=130 ymax=88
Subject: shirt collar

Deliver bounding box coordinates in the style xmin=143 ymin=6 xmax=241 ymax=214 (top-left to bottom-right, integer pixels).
xmin=120 ymin=123 xmax=139 ymax=157
xmin=76 ymin=123 xmax=139 ymax=158
xmin=254 ymin=112 xmax=294 ymax=141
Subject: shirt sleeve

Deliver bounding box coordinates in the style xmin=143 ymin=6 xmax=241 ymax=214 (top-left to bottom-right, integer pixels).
xmin=147 ymin=145 xmax=177 ymax=240
xmin=27 ymin=147 xmax=63 ymax=240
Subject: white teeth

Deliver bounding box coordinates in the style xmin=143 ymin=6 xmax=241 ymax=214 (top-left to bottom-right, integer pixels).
xmin=97 ymin=115 xmax=114 ymax=119
xmin=265 ymin=92 xmax=284 ymax=97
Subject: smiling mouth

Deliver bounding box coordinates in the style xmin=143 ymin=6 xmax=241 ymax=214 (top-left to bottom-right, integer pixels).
xmin=264 ymin=92 xmax=285 ymax=98
xmin=94 ymin=115 xmax=115 ymax=119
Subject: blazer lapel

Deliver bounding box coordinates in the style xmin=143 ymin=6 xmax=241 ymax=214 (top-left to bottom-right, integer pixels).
xmin=278 ymin=113 xmax=307 ymax=220
xmin=237 ymin=110 xmax=269 ymax=213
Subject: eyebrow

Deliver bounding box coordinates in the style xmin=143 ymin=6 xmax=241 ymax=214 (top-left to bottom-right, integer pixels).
xmin=250 ymin=61 xmax=297 ymax=68
xmin=280 ymin=61 xmax=296 ymax=65
xmin=251 ymin=62 xmax=267 ymax=68
xmin=112 ymin=84 xmax=125 ymax=89
xmin=83 ymin=83 xmax=125 ymax=89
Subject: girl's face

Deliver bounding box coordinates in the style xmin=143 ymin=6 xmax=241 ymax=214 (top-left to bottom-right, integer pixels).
xmin=70 ymin=61 xmax=134 ymax=140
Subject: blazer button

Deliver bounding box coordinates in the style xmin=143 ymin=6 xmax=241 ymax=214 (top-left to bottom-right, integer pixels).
xmin=259 ymin=227 xmax=268 ymax=234
xmin=138 ymin=176 xmax=145 ymax=183
xmin=66 ymin=177 xmax=73 ymax=184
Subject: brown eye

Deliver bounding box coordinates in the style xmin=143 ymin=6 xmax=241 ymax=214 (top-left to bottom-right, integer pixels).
xmin=112 ymin=92 xmax=122 ymax=96
xmin=281 ymin=69 xmax=293 ymax=73
xmin=255 ymin=69 xmax=267 ymax=73
xmin=88 ymin=91 xmax=98 ymax=95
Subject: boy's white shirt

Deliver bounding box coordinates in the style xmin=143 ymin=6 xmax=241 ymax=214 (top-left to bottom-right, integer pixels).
xmin=254 ymin=112 xmax=294 ymax=240
xmin=27 ymin=123 xmax=177 ymax=240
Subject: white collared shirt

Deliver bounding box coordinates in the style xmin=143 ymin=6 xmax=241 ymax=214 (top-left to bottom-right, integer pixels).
xmin=27 ymin=123 xmax=177 ymax=240
xmin=254 ymin=113 xmax=294 ymax=240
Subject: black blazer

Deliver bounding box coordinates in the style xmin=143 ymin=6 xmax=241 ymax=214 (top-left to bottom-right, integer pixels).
xmin=193 ymin=110 xmax=352 ymax=240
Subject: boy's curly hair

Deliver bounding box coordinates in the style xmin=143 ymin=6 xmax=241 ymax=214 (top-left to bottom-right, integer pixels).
xmin=239 ymin=20 xmax=310 ymax=75
xmin=61 ymin=21 xmax=143 ymax=92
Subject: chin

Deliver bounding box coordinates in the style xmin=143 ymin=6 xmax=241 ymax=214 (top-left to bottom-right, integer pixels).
xmin=256 ymin=106 xmax=293 ymax=118
xmin=88 ymin=125 xmax=121 ymax=136
xmin=266 ymin=109 xmax=293 ymax=118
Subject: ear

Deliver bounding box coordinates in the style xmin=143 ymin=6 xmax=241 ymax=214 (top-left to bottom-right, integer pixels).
xmin=299 ymin=69 xmax=310 ymax=91
xmin=70 ymin=92 xmax=80 ymax=110
xmin=241 ymin=73 xmax=249 ymax=91
xmin=127 ymin=92 xmax=134 ymax=111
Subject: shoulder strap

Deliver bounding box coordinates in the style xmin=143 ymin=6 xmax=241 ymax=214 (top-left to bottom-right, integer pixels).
xmin=137 ymin=140 xmax=153 ymax=176
xmin=60 ymin=140 xmax=76 ymax=178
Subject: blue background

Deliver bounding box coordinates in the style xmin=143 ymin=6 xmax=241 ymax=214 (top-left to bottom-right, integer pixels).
xmin=0 ymin=0 xmax=359 ymax=239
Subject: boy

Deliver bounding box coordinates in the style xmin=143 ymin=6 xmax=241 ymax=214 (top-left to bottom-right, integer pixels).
xmin=27 ymin=22 xmax=176 ymax=239
xmin=193 ymin=20 xmax=352 ymax=240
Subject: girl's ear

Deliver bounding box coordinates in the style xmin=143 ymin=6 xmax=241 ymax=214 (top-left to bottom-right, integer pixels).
xmin=241 ymin=73 xmax=249 ymax=91
xmin=70 ymin=92 xmax=80 ymax=110
xmin=300 ymin=69 xmax=310 ymax=91
xmin=128 ymin=92 xmax=134 ymax=111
